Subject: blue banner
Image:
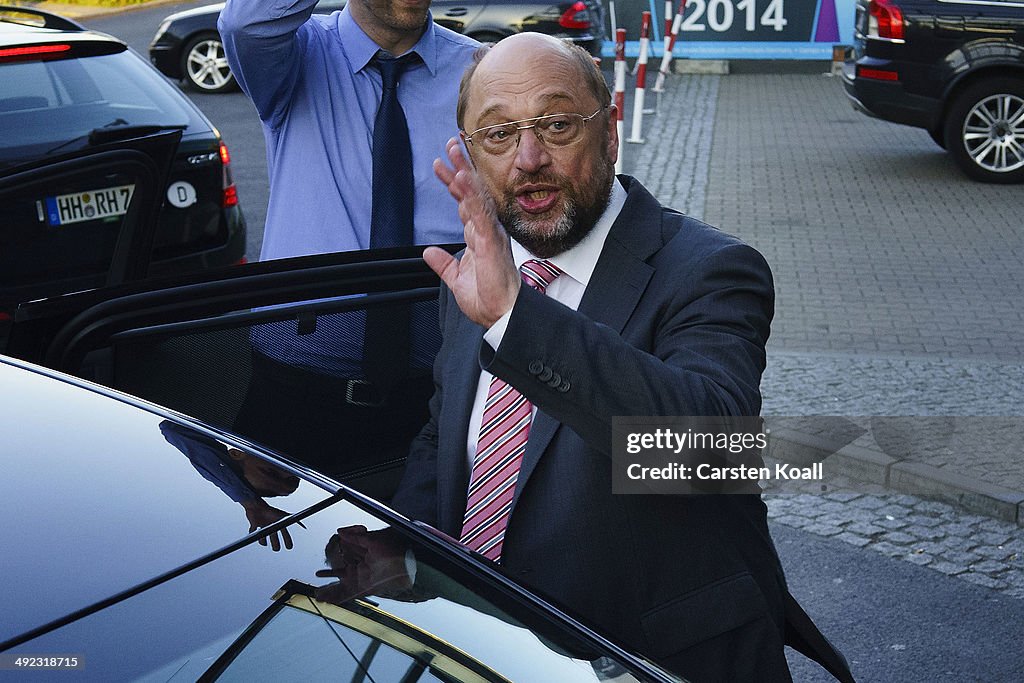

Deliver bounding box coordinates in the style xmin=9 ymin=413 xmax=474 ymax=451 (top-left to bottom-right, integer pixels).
xmin=603 ymin=0 xmax=856 ymax=60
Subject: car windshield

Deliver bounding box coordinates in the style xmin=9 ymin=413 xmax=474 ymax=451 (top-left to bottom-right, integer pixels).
xmin=0 ymin=50 xmax=202 ymax=169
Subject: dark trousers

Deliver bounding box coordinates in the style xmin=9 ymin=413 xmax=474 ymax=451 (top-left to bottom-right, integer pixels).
xmin=233 ymin=350 xmax=433 ymax=499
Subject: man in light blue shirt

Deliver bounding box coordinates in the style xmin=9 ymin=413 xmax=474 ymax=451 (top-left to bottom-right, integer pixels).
xmin=219 ymin=0 xmax=479 ymax=259
xmin=218 ymin=0 xmax=478 ymax=486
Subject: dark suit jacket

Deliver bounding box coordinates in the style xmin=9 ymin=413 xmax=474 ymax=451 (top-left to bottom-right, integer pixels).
xmin=393 ymin=176 xmax=792 ymax=682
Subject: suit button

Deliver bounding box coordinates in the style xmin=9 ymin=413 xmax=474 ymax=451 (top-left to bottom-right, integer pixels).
xmin=529 ymin=360 xmax=544 ymax=375
xmin=558 ymin=381 xmax=571 ymax=393
xmin=538 ymin=367 xmax=553 ymax=382
xmin=548 ymin=372 xmax=561 ymax=387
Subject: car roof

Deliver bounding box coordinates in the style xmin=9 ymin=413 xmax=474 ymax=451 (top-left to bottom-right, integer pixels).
xmin=0 ymin=355 xmax=676 ymax=682
xmin=0 ymin=355 xmax=335 ymax=648
xmin=161 ymin=1 xmax=227 ymax=22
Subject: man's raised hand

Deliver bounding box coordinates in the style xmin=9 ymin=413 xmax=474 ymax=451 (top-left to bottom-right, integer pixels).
xmin=425 ymin=138 xmax=520 ymax=329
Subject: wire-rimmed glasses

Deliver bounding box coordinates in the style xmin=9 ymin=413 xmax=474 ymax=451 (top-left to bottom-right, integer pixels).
xmin=462 ymin=108 xmax=605 ymax=156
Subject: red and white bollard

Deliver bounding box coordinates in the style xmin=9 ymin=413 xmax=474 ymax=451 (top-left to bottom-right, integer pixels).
xmin=626 ymin=11 xmax=651 ymax=144
xmin=614 ymin=28 xmax=626 ymax=173
xmin=653 ymin=0 xmax=686 ymax=93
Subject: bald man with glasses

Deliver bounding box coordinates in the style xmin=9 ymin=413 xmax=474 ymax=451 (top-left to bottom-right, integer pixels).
xmin=384 ymin=34 xmax=833 ymax=682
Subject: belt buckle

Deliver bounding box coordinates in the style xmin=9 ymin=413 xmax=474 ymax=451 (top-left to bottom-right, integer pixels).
xmin=345 ymin=379 xmax=387 ymax=408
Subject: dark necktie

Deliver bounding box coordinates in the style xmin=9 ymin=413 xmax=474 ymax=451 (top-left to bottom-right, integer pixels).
xmin=363 ymin=53 xmax=416 ymax=391
xmin=369 ymin=53 xmax=414 ymax=248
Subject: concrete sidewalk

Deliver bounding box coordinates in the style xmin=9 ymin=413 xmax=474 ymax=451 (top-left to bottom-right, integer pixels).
xmin=626 ymin=71 xmax=1024 ymax=525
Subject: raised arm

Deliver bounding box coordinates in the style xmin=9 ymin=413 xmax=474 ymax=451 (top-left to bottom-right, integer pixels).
xmin=218 ymin=0 xmax=321 ymax=127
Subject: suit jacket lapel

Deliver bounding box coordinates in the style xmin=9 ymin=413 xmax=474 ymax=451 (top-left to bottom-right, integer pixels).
xmin=513 ymin=176 xmax=663 ymax=509
xmin=436 ymin=310 xmax=484 ymax=536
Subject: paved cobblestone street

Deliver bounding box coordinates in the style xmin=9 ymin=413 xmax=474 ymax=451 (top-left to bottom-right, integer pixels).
xmin=627 ymin=70 xmax=1024 ymax=609
xmin=768 ymin=486 xmax=1024 ymax=598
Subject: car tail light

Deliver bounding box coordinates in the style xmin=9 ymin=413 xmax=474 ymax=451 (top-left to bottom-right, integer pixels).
xmin=560 ymin=1 xmax=592 ymax=30
xmin=223 ymin=185 xmax=238 ymax=207
xmin=867 ymin=0 xmax=904 ymax=40
xmin=219 ymin=141 xmax=238 ymax=208
xmin=0 ymin=43 xmax=71 ymax=63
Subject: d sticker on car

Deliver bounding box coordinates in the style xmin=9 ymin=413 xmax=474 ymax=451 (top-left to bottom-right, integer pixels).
xmin=167 ymin=180 xmax=197 ymax=209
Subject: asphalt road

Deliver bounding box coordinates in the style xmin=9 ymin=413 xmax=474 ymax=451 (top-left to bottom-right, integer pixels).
xmin=85 ymin=6 xmax=1024 ymax=681
xmin=776 ymin=522 xmax=1024 ymax=681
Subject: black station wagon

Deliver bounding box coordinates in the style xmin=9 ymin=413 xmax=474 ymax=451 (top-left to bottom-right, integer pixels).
xmin=0 ymin=7 xmax=246 ymax=341
xmin=842 ymin=0 xmax=1024 ymax=183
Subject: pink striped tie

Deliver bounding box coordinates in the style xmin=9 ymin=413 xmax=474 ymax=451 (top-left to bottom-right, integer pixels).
xmin=460 ymin=259 xmax=563 ymax=561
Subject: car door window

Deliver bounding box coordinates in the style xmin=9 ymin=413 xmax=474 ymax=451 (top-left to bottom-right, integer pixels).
xmin=211 ymin=606 xmax=457 ymax=682
xmin=8 ymin=249 xmax=451 ymax=502
xmin=0 ymin=133 xmax=177 ymax=346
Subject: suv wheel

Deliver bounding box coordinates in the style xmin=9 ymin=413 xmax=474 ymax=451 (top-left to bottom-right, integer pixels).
xmin=944 ymin=77 xmax=1024 ymax=183
xmin=182 ymin=33 xmax=237 ymax=94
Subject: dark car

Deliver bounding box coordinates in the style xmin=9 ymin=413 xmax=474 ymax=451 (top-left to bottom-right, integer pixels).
xmin=0 ymin=355 xmax=679 ymax=682
xmin=0 ymin=7 xmax=247 ymax=335
xmin=841 ymin=0 xmax=1024 ymax=183
xmin=149 ymin=0 xmax=605 ymax=93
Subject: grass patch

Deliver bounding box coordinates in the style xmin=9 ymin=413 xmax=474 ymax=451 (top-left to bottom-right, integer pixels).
xmin=30 ymin=0 xmax=151 ymax=7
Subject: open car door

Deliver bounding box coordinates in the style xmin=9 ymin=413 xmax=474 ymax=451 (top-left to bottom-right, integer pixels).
xmin=0 ymin=129 xmax=181 ymax=340
xmin=4 ymin=244 xmax=459 ymax=501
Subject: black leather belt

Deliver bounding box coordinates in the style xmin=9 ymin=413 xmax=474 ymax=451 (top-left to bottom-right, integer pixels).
xmin=249 ymin=350 xmax=416 ymax=410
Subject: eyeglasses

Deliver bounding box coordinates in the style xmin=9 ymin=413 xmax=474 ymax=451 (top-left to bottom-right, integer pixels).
xmin=463 ymin=108 xmax=605 ymax=156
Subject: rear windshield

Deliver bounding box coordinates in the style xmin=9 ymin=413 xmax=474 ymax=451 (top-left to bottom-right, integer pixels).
xmin=0 ymin=49 xmax=205 ymax=169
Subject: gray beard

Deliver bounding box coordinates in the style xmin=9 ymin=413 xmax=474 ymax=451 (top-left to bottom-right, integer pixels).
xmin=499 ymin=176 xmax=613 ymax=259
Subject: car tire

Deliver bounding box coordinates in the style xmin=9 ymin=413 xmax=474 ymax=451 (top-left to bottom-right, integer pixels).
xmin=928 ymin=127 xmax=946 ymax=150
xmin=181 ymin=33 xmax=237 ymax=94
xmin=943 ymin=77 xmax=1024 ymax=183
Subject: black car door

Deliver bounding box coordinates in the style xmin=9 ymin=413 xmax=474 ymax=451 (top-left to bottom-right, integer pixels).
xmin=4 ymin=242 xmax=459 ymax=501
xmin=0 ymin=130 xmax=181 ymax=340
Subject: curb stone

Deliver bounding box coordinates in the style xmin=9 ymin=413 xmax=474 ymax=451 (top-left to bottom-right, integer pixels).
xmin=769 ymin=430 xmax=1024 ymax=526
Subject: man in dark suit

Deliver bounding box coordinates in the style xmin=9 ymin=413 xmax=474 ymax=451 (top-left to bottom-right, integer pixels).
xmin=391 ymin=33 xmax=792 ymax=681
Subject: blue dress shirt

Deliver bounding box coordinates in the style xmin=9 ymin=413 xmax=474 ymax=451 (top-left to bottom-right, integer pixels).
xmin=219 ymin=2 xmax=479 ymax=260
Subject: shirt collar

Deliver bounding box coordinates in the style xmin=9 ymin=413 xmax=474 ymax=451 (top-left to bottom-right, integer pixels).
xmin=340 ymin=6 xmax=439 ymax=76
xmin=511 ymin=177 xmax=628 ymax=288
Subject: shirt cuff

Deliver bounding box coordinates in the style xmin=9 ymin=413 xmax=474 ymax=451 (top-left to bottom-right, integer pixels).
xmin=483 ymin=307 xmax=513 ymax=350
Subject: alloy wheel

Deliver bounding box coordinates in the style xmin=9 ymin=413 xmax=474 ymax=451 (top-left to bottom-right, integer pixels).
xmin=960 ymin=92 xmax=1024 ymax=174
xmin=185 ymin=38 xmax=233 ymax=92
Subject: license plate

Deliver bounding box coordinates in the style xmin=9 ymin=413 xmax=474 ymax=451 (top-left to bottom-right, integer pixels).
xmin=38 ymin=184 xmax=135 ymax=227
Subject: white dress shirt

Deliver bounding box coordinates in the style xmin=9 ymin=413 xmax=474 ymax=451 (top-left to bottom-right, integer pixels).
xmin=465 ymin=179 xmax=628 ymax=469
